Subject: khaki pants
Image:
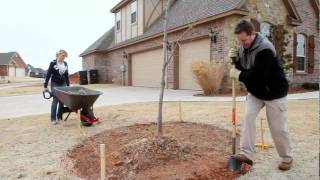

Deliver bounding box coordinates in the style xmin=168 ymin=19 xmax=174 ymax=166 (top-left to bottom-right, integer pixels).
xmin=239 ymin=93 xmax=293 ymax=163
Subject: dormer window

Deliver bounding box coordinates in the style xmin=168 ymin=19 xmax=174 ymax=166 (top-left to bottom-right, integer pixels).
xmin=131 ymin=1 xmax=137 ymax=24
xmin=116 ymin=11 xmax=121 ymax=31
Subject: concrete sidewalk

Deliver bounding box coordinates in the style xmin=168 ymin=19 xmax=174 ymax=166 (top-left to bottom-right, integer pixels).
xmin=0 ymin=87 xmax=318 ymax=119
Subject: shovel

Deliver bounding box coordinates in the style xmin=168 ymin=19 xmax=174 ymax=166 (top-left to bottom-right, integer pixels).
xmin=227 ymin=74 xmax=242 ymax=172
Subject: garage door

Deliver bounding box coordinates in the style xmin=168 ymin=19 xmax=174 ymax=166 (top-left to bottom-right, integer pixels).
xmin=15 ymin=68 xmax=25 ymax=77
xmin=179 ymin=39 xmax=210 ymax=90
xmin=131 ymin=48 xmax=163 ymax=87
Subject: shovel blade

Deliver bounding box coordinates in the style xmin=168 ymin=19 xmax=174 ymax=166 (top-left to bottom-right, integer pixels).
xmin=227 ymin=156 xmax=242 ymax=172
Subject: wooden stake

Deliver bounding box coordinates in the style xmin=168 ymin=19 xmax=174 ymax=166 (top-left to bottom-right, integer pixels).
xmin=260 ymin=118 xmax=264 ymax=149
xmin=255 ymin=118 xmax=271 ymax=149
xmin=78 ymin=109 xmax=82 ymax=131
xmin=179 ymin=101 xmax=182 ymax=122
xmin=100 ymin=144 xmax=106 ymax=180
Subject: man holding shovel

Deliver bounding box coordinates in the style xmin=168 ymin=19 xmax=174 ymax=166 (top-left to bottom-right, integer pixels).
xmin=228 ymin=20 xmax=293 ymax=171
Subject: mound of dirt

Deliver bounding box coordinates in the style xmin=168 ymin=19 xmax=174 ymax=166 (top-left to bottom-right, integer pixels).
xmin=65 ymin=122 xmax=242 ymax=179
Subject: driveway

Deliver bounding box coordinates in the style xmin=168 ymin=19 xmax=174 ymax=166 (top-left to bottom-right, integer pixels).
xmin=0 ymin=86 xmax=318 ymax=119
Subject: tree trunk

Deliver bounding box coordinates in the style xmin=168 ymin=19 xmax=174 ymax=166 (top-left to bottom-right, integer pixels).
xmin=157 ymin=0 xmax=171 ymax=137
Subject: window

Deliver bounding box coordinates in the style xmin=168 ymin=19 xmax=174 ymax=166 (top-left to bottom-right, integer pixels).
xmin=296 ymin=34 xmax=306 ymax=72
xmin=116 ymin=11 xmax=121 ymax=31
xmin=131 ymin=1 xmax=137 ymax=24
xmin=260 ymin=22 xmax=271 ymax=38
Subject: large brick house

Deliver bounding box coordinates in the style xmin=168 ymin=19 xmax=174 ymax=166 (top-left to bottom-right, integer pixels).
xmin=292 ymin=0 xmax=319 ymax=84
xmin=81 ymin=0 xmax=319 ymax=90
xmin=0 ymin=52 xmax=27 ymax=82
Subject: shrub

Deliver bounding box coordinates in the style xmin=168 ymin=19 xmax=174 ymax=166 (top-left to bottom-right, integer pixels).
xmin=302 ymin=83 xmax=319 ymax=90
xmin=191 ymin=61 xmax=226 ymax=95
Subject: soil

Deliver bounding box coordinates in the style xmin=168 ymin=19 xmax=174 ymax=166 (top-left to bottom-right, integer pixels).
xmin=66 ymin=122 xmax=241 ymax=180
xmin=0 ymin=100 xmax=318 ymax=179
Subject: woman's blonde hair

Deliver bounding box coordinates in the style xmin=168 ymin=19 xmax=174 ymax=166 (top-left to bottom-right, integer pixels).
xmin=56 ymin=49 xmax=68 ymax=57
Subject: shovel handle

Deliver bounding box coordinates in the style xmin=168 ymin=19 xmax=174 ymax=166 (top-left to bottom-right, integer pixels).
xmin=232 ymin=77 xmax=237 ymax=155
xmin=232 ymin=78 xmax=236 ymax=134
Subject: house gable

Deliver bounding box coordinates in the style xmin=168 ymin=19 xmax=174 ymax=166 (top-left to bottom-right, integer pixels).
xmin=80 ymin=27 xmax=115 ymax=56
xmin=80 ymin=0 xmax=301 ymax=56
xmin=282 ymin=0 xmax=303 ymax=25
xmin=81 ymin=0 xmax=247 ymax=57
xmin=114 ymin=0 xmax=146 ymax=43
xmin=110 ymin=0 xmax=302 ymax=46
xmin=11 ymin=53 xmax=27 ymax=69
xmin=81 ymin=0 xmax=318 ymax=88
xmin=111 ymin=0 xmax=171 ymax=32
xmin=0 ymin=52 xmax=27 ymax=68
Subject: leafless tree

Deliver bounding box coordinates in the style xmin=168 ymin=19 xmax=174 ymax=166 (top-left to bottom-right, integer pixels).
xmin=157 ymin=0 xmax=194 ymax=137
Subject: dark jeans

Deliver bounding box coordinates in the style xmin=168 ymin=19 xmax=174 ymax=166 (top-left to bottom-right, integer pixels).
xmin=50 ymin=82 xmax=67 ymax=121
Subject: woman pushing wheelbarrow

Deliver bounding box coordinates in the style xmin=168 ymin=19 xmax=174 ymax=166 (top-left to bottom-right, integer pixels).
xmin=43 ymin=49 xmax=102 ymax=126
xmin=43 ymin=49 xmax=70 ymax=125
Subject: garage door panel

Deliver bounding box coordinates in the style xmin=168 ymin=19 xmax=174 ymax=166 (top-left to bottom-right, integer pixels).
xmin=16 ymin=68 xmax=25 ymax=77
xmin=179 ymin=39 xmax=210 ymax=90
xmin=132 ymin=49 xmax=163 ymax=87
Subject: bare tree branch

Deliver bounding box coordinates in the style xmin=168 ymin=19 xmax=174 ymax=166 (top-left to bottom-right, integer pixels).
xmin=164 ymin=25 xmax=194 ymax=67
xmin=157 ymin=0 xmax=196 ymax=138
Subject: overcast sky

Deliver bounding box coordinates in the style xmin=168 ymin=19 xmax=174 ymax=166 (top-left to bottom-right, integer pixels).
xmin=0 ymin=0 xmax=121 ymax=73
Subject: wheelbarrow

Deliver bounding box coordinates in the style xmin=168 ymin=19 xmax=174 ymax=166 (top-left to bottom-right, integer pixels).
xmin=53 ymin=86 xmax=103 ymax=126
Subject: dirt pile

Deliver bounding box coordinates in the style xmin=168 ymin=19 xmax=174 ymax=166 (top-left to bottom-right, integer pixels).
xmin=66 ymin=122 xmax=241 ymax=179
xmin=111 ymin=136 xmax=193 ymax=179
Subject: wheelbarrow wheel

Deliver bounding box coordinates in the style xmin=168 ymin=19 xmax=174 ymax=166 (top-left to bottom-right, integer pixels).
xmin=81 ymin=107 xmax=97 ymax=126
xmin=80 ymin=108 xmax=95 ymax=126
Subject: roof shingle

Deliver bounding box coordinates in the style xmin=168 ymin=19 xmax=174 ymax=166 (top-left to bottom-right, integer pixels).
xmin=80 ymin=27 xmax=115 ymax=56
xmin=0 ymin=52 xmax=16 ymax=65
xmin=143 ymin=0 xmax=243 ymax=37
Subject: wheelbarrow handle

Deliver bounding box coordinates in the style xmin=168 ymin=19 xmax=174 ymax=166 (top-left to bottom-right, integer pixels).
xmin=43 ymin=89 xmax=53 ymax=99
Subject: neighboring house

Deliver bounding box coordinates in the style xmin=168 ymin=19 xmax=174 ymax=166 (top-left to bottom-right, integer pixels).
xmin=0 ymin=52 xmax=27 ymax=81
xmin=80 ymin=0 xmax=319 ymax=90
xmin=69 ymin=72 xmax=80 ymax=84
xmin=26 ymin=64 xmax=47 ymax=78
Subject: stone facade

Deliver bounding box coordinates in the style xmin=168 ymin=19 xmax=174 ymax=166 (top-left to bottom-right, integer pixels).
xmin=292 ymin=0 xmax=319 ymax=84
xmin=222 ymin=0 xmax=296 ymax=89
